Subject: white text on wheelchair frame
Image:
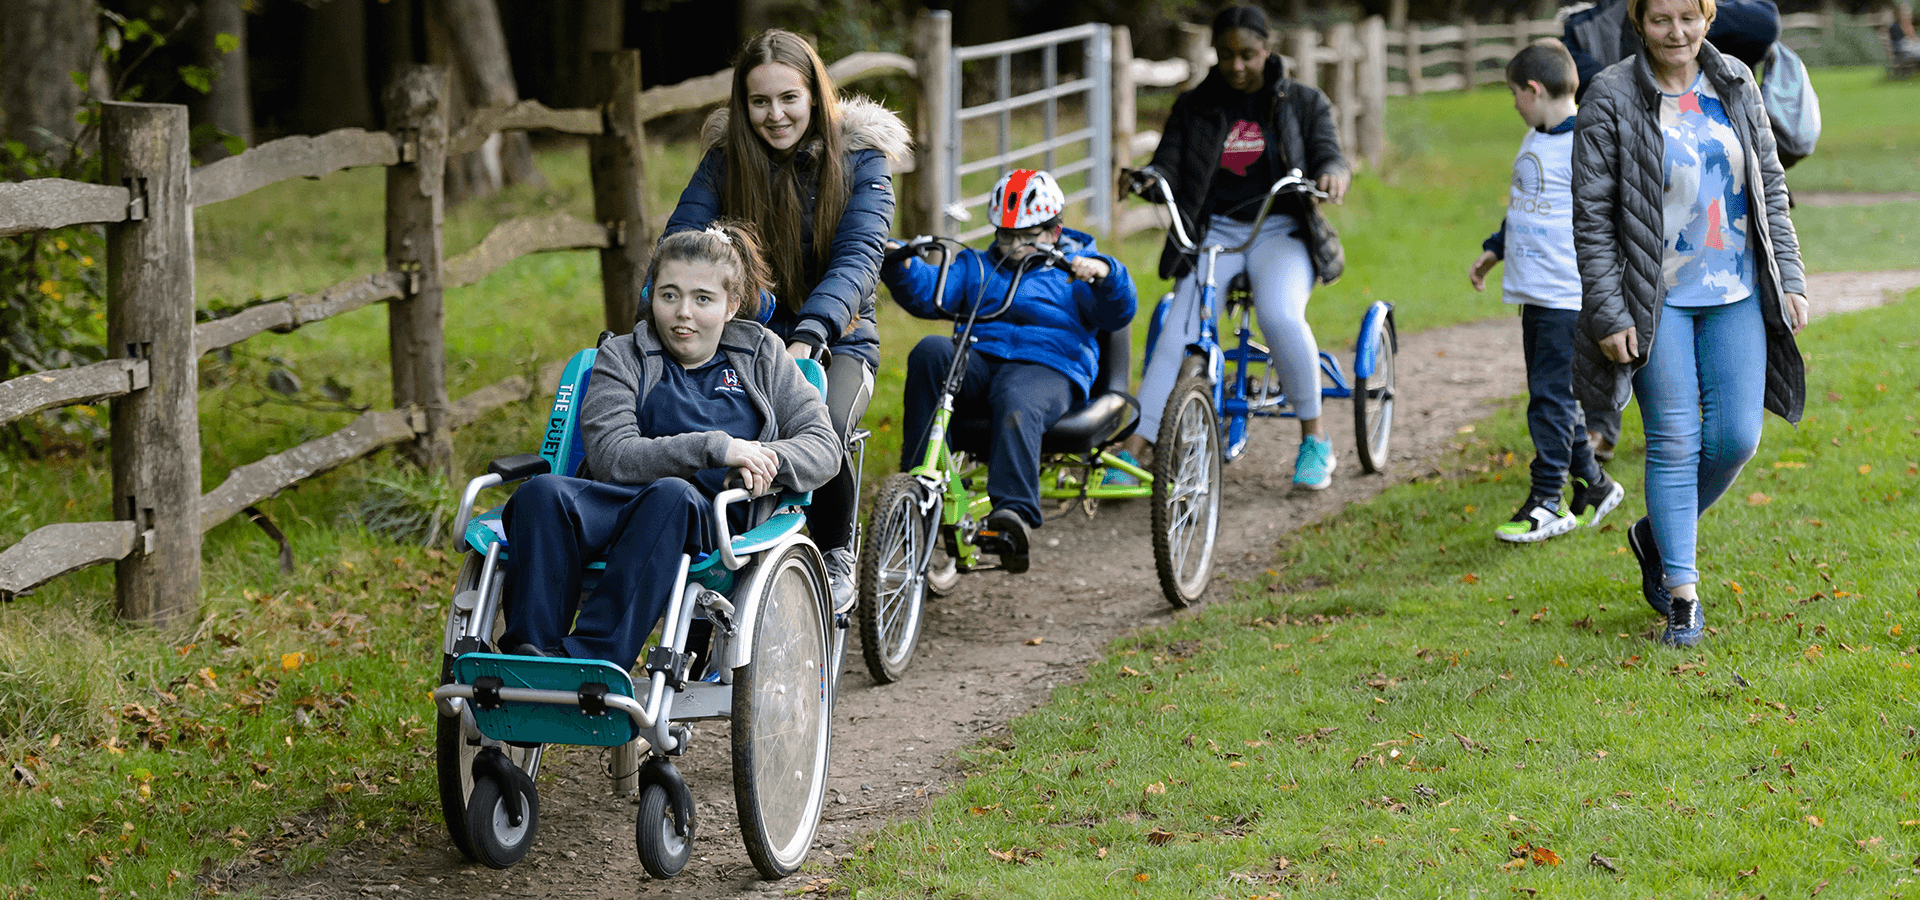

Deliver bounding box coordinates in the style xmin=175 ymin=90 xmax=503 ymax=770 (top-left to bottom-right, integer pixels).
xmin=543 ymin=382 xmax=576 ymax=458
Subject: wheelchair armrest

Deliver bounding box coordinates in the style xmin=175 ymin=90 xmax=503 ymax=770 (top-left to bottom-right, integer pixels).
xmin=712 ymin=489 xmax=754 ymax=571
xmin=487 ymin=453 xmax=551 ymax=482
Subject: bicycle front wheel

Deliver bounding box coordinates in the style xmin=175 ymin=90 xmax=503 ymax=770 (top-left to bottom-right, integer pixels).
xmin=858 ymin=473 xmax=934 ymax=684
xmin=1151 ymin=361 xmax=1223 ymax=607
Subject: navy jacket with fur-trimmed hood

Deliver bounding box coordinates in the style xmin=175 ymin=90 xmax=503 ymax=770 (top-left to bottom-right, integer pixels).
xmin=882 ymin=228 xmax=1135 ymax=398
xmin=1141 ymin=53 xmax=1349 ymax=284
xmin=663 ymin=97 xmax=911 ymax=369
xmin=1571 ymin=41 xmax=1806 ymax=424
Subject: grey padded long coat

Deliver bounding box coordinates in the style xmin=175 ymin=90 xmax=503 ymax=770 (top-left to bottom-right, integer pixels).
xmin=1571 ymin=40 xmax=1806 ymax=424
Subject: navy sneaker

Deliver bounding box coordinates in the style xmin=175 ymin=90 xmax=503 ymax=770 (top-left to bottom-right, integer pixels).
xmin=1627 ymin=517 xmax=1672 ymax=617
xmin=1660 ymin=594 xmax=1704 ymax=647
xmin=1570 ymin=472 xmax=1625 ymax=528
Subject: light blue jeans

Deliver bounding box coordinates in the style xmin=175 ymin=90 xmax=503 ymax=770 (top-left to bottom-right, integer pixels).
xmin=1632 ymin=296 xmax=1766 ymax=589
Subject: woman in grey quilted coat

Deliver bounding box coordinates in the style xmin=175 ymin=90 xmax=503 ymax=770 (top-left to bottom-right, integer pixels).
xmin=1571 ymin=0 xmax=1808 ymax=647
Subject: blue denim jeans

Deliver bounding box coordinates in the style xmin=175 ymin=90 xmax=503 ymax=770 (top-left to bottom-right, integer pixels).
xmin=1520 ymin=305 xmax=1604 ymax=499
xmin=901 ymin=335 xmax=1078 ymax=528
xmin=1633 ymin=297 xmax=1766 ymax=589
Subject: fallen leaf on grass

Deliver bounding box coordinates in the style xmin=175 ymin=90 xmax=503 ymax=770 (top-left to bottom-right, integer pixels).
xmin=985 ymin=846 xmax=1043 ymax=864
xmin=1146 ymin=829 xmax=1176 ymax=846
xmin=1805 ymin=645 xmax=1825 ymax=660
xmin=1461 ymin=573 xmax=1480 ymax=584
xmin=1806 ymin=815 xmax=1824 ymax=827
xmin=1530 ymin=847 xmax=1563 ymax=866
xmin=1588 ymin=853 xmax=1620 ymax=873
xmin=1858 ymin=465 xmax=1872 ymax=475
xmin=1747 ymin=492 xmax=1771 ymax=505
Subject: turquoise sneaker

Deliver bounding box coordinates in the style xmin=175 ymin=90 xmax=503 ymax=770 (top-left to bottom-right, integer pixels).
xmin=1293 ymin=434 xmax=1337 ymax=490
xmin=1102 ymin=450 xmax=1142 ymax=487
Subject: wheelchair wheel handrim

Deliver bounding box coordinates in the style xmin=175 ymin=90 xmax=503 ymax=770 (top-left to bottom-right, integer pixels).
xmin=748 ymin=554 xmax=830 ymax=864
xmin=1166 ymin=394 xmax=1220 ymax=593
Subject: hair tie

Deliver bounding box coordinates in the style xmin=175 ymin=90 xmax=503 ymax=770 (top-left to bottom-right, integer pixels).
xmin=704 ymin=225 xmax=734 ymax=245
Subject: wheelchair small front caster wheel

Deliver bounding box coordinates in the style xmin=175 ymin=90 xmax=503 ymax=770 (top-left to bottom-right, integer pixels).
xmin=636 ymin=779 xmax=695 ymax=878
xmin=464 ymin=753 xmax=539 ymax=869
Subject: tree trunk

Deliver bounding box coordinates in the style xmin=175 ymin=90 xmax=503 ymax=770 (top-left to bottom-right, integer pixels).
xmin=297 ymin=0 xmax=375 ymax=133
xmin=550 ymin=0 xmax=623 ymax=109
xmin=430 ymin=0 xmax=542 ymax=192
xmin=0 ymin=0 xmax=99 ymax=162
xmin=191 ymin=0 xmax=253 ymax=162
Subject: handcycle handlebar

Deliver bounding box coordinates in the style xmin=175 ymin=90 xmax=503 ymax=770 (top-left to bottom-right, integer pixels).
xmin=1121 ymin=167 xmax=1328 ymax=258
xmin=883 ymin=235 xmax=1067 ymax=324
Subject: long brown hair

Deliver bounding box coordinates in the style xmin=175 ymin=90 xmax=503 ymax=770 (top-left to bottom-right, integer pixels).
xmin=642 ymin=220 xmax=771 ymax=324
xmin=722 ymin=29 xmax=848 ymax=316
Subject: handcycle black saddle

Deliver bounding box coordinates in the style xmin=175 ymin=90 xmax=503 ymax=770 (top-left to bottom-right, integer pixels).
xmin=949 ymin=328 xmax=1140 ymax=456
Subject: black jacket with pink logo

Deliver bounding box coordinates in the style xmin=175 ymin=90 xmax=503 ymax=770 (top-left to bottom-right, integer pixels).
xmin=1142 ymin=54 xmax=1348 ymax=283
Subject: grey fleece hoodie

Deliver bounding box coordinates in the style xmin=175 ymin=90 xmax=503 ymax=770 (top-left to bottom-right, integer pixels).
xmin=1571 ymin=41 xmax=1806 ymax=424
xmin=578 ymin=319 xmax=840 ymax=516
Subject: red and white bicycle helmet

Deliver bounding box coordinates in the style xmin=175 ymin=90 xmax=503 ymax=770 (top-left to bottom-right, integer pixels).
xmin=988 ymin=169 xmax=1066 ymax=229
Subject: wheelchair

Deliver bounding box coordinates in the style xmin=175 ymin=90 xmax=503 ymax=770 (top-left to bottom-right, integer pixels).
xmin=431 ymin=347 xmax=845 ymax=881
xmin=857 ymin=238 xmax=1150 ymax=684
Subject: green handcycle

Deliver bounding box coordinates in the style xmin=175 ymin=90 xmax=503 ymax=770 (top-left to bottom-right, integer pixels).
xmin=855 ymin=237 xmax=1152 ymax=684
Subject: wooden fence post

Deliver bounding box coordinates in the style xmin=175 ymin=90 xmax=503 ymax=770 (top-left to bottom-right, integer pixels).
xmin=1329 ymin=22 xmax=1358 ymax=156
xmin=383 ymin=65 xmax=453 ymax=479
xmin=590 ymin=49 xmax=648 ymax=332
xmin=1111 ymin=25 xmax=1136 ymax=188
xmin=1358 ymin=16 xmax=1388 ymax=170
xmin=1179 ymin=23 xmax=1211 ymax=91
xmin=1406 ymin=23 xmax=1424 ymax=95
xmin=911 ymin=9 xmax=952 ymax=238
xmin=1290 ymin=28 xmax=1319 ymax=90
xmin=1461 ymin=19 xmax=1480 ymax=90
xmin=102 ymin=101 xmax=200 ymax=626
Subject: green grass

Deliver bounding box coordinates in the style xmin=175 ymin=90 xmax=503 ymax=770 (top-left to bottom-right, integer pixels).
xmin=835 ymin=292 xmax=1920 ymax=899
xmin=2 ymin=68 xmax=1915 ymax=898
xmin=1783 ymin=68 xmax=1920 ymax=195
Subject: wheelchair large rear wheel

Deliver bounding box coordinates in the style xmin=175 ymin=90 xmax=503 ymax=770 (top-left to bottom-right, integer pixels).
xmin=858 ymin=473 xmax=934 ymax=683
xmin=437 ymin=553 xmax=539 ymax=862
xmin=1151 ymin=359 xmax=1223 ymax=607
xmin=1353 ymin=312 xmax=1397 ymax=474
xmin=733 ymin=544 xmax=832 ymax=879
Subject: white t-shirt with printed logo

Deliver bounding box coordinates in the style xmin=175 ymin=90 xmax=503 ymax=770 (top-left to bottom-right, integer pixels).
xmin=1501 ymin=126 xmax=1581 ymax=311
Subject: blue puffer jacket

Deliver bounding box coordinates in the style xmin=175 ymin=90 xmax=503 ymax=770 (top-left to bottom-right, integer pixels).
xmin=883 ymin=227 xmax=1136 ymax=396
xmin=663 ymin=97 xmax=911 ymax=369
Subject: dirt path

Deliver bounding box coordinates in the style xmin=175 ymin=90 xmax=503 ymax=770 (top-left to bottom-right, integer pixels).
xmin=231 ymin=270 xmax=1914 ymax=899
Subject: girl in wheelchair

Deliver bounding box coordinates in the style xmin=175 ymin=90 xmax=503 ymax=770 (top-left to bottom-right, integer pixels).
xmin=496 ymin=222 xmax=840 ymax=668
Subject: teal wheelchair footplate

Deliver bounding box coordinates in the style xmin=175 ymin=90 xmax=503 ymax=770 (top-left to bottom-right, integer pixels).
xmin=454 ymin=653 xmax=640 ymax=747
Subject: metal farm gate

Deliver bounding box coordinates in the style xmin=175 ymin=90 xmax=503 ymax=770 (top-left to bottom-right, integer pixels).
xmin=942 ymin=24 xmax=1113 ymax=243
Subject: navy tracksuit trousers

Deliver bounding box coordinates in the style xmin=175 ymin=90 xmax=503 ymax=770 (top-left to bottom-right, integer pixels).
xmin=899 ymin=334 xmax=1077 ymax=529
xmin=1520 ymin=305 xmax=1604 ymax=499
xmin=500 ymin=474 xmax=715 ymax=668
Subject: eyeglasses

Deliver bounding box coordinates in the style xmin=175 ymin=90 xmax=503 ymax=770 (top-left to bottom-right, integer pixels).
xmin=993 ymin=226 xmax=1051 ymax=248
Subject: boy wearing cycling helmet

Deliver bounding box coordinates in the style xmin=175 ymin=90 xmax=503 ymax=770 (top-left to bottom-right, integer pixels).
xmin=882 ymin=169 xmax=1136 ymax=572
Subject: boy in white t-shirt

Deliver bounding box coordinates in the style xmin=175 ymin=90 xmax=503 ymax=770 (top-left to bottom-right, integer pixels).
xmin=1469 ymin=39 xmax=1625 ymax=543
